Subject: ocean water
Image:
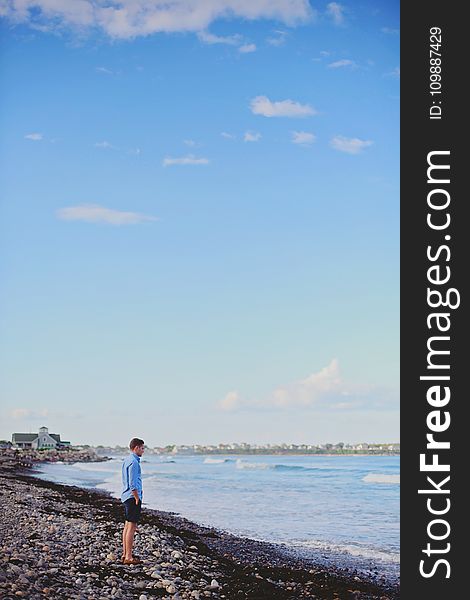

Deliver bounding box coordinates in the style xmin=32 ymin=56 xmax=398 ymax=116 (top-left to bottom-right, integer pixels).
xmin=32 ymin=454 xmax=399 ymax=579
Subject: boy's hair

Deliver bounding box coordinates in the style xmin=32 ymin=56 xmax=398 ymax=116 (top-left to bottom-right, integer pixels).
xmin=129 ymin=438 xmax=145 ymax=450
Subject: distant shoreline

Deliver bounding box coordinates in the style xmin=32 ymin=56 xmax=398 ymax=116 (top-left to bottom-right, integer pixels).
xmin=99 ymin=451 xmax=400 ymax=458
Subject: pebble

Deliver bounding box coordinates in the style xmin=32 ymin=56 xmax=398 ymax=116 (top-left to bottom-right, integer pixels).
xmin=0 ymin=456 xmax=398 ymax=600
xmin=0 ymin=472 xmax=228 ymax=600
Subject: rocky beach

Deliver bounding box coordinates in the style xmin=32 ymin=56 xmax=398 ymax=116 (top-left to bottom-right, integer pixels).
xmin=1 ymin=447 xmax=110 ymax=467
xmin=0 ymin=456 xmax=399 ymax=600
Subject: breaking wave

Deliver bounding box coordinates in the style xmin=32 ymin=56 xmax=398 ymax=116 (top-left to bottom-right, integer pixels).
xmin=363 ymin=473 xmax=400 ymax=484
xmin=235 ymin=460 xmax=312 ymax=471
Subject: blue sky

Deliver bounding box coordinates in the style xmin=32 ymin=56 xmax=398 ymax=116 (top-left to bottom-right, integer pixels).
xmin=0 ymin=1 xmax=399 ymax=447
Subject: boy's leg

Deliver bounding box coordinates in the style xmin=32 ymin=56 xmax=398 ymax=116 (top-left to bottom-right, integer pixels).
xmin=124 ymin=522 xmax=137 ymax=560
xmin=122 ymin=521 xmax=128 ymax=559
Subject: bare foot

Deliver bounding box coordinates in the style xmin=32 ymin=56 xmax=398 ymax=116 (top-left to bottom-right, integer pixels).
xmin=123 ymin=557 xmax=142 ymax=565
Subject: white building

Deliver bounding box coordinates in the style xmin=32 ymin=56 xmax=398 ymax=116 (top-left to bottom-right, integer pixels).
xmin=12 ymin=426 xmax=70 ymax=449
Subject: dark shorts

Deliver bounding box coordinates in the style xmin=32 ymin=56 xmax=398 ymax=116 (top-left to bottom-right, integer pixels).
xmin=123 ymin=498 xmax=142 ymax=523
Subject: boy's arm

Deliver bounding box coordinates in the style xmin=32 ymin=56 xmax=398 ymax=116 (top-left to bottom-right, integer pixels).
xmin=129 ymin=462 xmax=140 ymax=504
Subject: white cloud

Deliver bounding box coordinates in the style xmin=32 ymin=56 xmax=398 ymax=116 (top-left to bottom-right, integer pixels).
xmin=95 ymin=141 xmax=115 ymax=149
xmin=56 ymin=204 xmax=157 ymax=225
xmin=238 ymin=43 xmax=256 ymax=53
xmin=198 ymin=31 xmax=256 ymax=53
xmin=328 ymin=59 xmax=356 ymax=69
xmin=24 ymin=133 xmax=43 ymax=141
xmin=381 ymin=27 xmax=399 ymax=35
xmin=163 ymin=154 xmax=209 ymax=166
xmin=386 ymin=66 xmax=400 ymax=78
xmin=326 ymin=2 xmax=345 ymax=26
xmin=221 ymin=132 xmax=236 ymax=140
xmin=243 ymin=131 xmax=261 ymax=142
xmin=218 ymin=391 xmax=241 ymax=412
xmin=197 ymin=31 xmax=241 ymax=45
xmin=96 ymin=66 xmax=114 ymax=75
xmin=216 ymin=359 xmax=388 ymax=412
xmin=291 ymin=130 xmax=315 ymax=145
xmin=270 ymin=359 xmax=344 ymax=408
xmin=250 ymin=95 xmax=316 ymax=118
xmin=330 ymin=135 xmax=373 ymax=154
xmin=266 ymin=29 xmax=288 ymax=46
xmin=2 ymin=1 xmax=313 ymax=39
xmin=313 ymin=50 xmax=331 ymax=62
xmin=6 ymin=407 xmax=84 ymax=421
xmin=9 ymin=408 xmax=49 ymax=419
xmin=183 ymin=139 xmax=197 ymax=147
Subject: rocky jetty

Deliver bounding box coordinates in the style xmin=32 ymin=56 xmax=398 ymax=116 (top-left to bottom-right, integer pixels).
xmin=0 ymin=447 xmax=109 ymax=467
xmin=0 ymin=459 xmax=399 ymax=599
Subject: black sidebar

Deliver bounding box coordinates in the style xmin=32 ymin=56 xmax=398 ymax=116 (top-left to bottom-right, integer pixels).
xmin=401 ymin=2 xmax=466 ymax=598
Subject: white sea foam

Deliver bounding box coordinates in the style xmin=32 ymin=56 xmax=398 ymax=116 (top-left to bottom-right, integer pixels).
xmin=236 ymin=459 xmax=270 ymax=470
xmin=203 ymin=458 xmax=229 ymax=464
xmin=285 ymin=538 xmax=400 ymax=564
xmin=236 ymin=460 xmax=323 ymax=472
xmin=363 ymin=473 xmax=400 ymax=484
xmin=96 ymin=478 xmax=121 ymax=497
xmin=142 ymin=474 xmax=163 ymax=484
xmin=71 ymin=461 xmax=120 ymax=472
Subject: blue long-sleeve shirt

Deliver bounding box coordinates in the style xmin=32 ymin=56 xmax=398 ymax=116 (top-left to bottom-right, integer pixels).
xmin=121 ymin=452 xmax=143 ymax=503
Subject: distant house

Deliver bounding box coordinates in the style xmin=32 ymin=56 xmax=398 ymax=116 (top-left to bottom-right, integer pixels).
xmin=12 ymin=426 xmax=71 ymax=450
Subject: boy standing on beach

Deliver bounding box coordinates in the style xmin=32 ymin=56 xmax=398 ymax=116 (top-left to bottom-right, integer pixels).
xmin=121 ymin=437 xmax=144 ymax=564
